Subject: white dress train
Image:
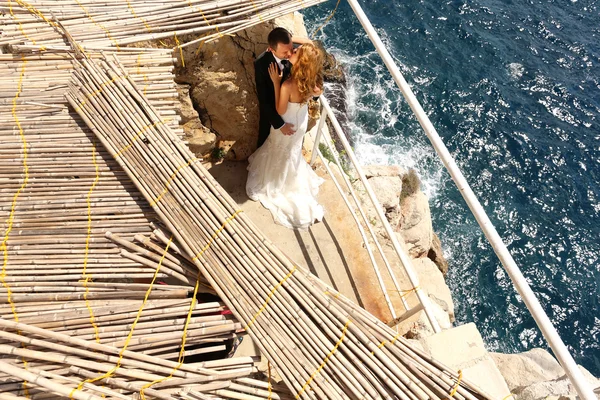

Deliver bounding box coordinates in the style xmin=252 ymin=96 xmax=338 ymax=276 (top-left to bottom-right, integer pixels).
xmin=246 ymin=102 xmax=324 ymax=230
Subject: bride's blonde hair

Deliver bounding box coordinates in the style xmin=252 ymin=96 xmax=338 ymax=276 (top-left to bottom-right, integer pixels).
xmin=290 ymin=43 xmax=324 ymax=104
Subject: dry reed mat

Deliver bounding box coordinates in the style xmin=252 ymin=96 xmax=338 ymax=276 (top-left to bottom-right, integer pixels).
xmin=0 ymin=47 xmax=245 ymax=398
xmin=65 ymin=54 xmax=494 ymax=400
xmin=0 ymin=50 xmax=181 ymax=283
xmin=0 ymin=0 xmax=327 ymax=52
xmin=0 ymin=319 xmax=284 ymax=399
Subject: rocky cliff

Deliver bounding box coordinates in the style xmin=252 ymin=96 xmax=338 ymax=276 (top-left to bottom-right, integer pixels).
xmin=173 ymin=12 xmax=599 ymax=400
xmin=174 ymin=13 xmax=311 ymax=161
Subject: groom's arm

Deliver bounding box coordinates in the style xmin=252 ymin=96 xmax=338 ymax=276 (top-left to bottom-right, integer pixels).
xmin=254 ymin=58 xmax=285 ymax=130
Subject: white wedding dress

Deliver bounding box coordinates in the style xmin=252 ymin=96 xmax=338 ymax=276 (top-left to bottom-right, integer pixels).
xmin=246 ymin=102 xmax=324 ymax=230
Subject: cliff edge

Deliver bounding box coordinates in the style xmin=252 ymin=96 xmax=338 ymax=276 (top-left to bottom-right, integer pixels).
xmin=172 ymin=11 xmax=599 ymax=400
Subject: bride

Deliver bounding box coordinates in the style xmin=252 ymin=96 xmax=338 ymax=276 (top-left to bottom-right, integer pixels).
xmin=246 ymin=43 xmax=325 ymax=230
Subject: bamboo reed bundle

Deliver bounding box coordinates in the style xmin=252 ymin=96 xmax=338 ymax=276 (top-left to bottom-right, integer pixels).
xmin=0 ymin=45 xmax=245 ymax=399
xmin=0 ymin=50 xmax=180 ymax=286
xmin=63 ymin=54 xmax=494 ymax=400
xmin=0 ymin=319 xmax=263 ymax=397
xmin=0 ymin=0 xmax=327 ymax=51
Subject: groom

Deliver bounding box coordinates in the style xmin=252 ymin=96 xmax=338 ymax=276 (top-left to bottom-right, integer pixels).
xmin=254 ymin=27 xmax=311 ymax=148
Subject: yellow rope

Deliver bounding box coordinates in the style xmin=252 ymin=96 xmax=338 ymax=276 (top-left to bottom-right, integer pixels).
xmin=295 ymin=320 xmax=351 ymax=398
xmin=149 ymin=158 xmax=199 ymax=207
xmin=174 ymin=32 xmax=185 ymax=67
xmin=138 ymin=270 xmax=202 ymax=399
xmin=14 ymin=0 xmax=87 ymax=56
xmin=501 ymin=393 xmax=514 ymax=400
xmin=187 ymin=1 xmax=223 ymax=38
xmin=448 ymin=370 xmax=463 ymax=399
xmin=1 ymin=58 xmax=27 ymax=322
xmin=311 ymin=0 xmax=342 ymax=39
xmin=267 ymin=361 xmax=273 ymax=400
xmin=248 ymin=0 xmax=265 ymax=22
xmin=113 ymin=118 xmax=171 ymax=159
xmin=81 ymin=142 xmax=101 ymax=343
xmin=194 ymin=35 xmax=208 ymax=56
xmin=124 ymin=0 xmax=152 ymax=32
xmin=396 ymin=286 xmax=420 ymax=299
xmin=192 ymin=210 xmax=243 ymax=261
xmin=324 ymin=290 xmax=341 ymax=299
xmin=14 ymin=0 xmax=58 ymax=29
xmin=137 ymin=210 xmax=246 ymax=396
xmin=73 ymin=0 xmax=120 ymax=49
xmin=370 ymin=331 xmax=402 ymax=355
xmin=244 ymin=266 xmax=297 ymax=331
xmin=7 ymin=0 xmax=46 ymax=51
xmin=69 ymin=237 xmax=173 ymax=399
xmin=74 ymin=75 xmax=128 ymax=113
xmin=135 ymin=54 xmax=149 ymax=96
xmin=1 ymin=56 xmax=31 ymax=400
xmin=75 ymin=73 xmax=168 ymax=158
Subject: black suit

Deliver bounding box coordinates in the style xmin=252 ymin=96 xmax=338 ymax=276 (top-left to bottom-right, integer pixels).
xmin=254 ymin=51 xmax=291 ymax=148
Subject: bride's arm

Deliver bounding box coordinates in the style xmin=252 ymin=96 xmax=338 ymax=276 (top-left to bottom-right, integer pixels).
xmin=276 ymin=81 xmax=292 ymax=116
xmin=268 ymin=63 xmax=291 ymax=117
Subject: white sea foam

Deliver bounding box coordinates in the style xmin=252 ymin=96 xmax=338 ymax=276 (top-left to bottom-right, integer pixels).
xmin=508 ymin=62 xmax=524 ymax=79
xmin=325 ymin=47 xmax=446 ymax=201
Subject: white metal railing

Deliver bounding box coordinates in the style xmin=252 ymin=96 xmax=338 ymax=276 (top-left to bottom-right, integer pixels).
xmin=311 ymin=103 xmax=419 ymax=324
xmin=311 ymin=96 xmax=441 ymax=333
xmin=312 ymin=1 xmax=595 ymax=399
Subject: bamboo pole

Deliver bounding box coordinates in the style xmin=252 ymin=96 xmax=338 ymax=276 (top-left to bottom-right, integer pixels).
xmin=62 ymin=54 xmax=494 ymax=400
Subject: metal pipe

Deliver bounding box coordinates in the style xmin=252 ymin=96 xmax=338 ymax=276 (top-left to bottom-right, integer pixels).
xmin=310 ymin=102 xmax=327 ymax=166
xmin=345 ymin=0 xmax=596 ymax=398
xmin=316 ymin=147 xmax=398 ymax=321
xmin=321 ymin=96 xmax=441 ymax=333
xmin=316 ymin=102 xmax=411 ymax=313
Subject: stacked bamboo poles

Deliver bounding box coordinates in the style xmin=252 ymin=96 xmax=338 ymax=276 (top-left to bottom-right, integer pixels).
xmin=0 ymin=47 xmax=247 ymax=394
xmin=0 ymin=0 xmax=327 ymax=52
xmin=0 ymin=50 xmax=181 ymax=286
xmin=0 ymin=319 xmax=275 ymax=399
xmin=0 ymin=298 xmax=240 ymax=357
xmin=66 ymin=54 xmax=493 ymax=400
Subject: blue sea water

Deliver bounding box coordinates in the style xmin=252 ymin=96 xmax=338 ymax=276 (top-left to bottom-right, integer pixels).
xmin=302 ymin=0 xmax=600 ymax=375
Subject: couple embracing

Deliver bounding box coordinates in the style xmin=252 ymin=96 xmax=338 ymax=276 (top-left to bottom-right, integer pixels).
xmin=246 ymin=27 xmax=325 ymax=230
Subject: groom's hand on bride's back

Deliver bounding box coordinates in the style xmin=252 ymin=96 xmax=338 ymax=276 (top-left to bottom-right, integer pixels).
xmin=280 ymin=123 xmax=296 ymax=136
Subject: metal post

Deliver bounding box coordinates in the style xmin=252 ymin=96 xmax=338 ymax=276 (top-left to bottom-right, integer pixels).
xmin=346 ymin=0 xmax=596 ymax=398
xmin=310 ymin=101 xmax=327 ymax=166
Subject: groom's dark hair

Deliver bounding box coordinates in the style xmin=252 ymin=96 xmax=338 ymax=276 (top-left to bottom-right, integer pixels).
xmin=268 ymin=27 xmax=292 ymax=49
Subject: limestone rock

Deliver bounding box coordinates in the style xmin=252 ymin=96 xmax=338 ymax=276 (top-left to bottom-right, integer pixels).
xmin=516 ymin=367 xmax=600 ymax=400
xmin=177 ymin=84 xmax=216 ymax=156
xmin=420 ymin=323 xmax=511 ymax=399
xmin=362 ymin=165 xmax=406 ymax=179
xmin=411 ymin=258 xmax=454 ymax=322
xmin=429 ymin=299 xmax=452 ymax=330
xmin=491 ymin=349 xmax=565 ymax=390
xmin=185 ymin=120 xmax=216 ymax=156
xmin=398 ymin=191 xmax=433 ymax=258
xmin=404 ymin=311 xmax=436 ymax=340
xmin=491 ymin=349 xmax=600 ymax=399
xmin=176 ymin=84 xmax=199 ymax=124
xmin=174 ymin=13 xmax=309 ymax=161
xmin=368 ymin=176 xmax=402 ymax=211
xmin=428 ymin=232 xmax=449 ymax=275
